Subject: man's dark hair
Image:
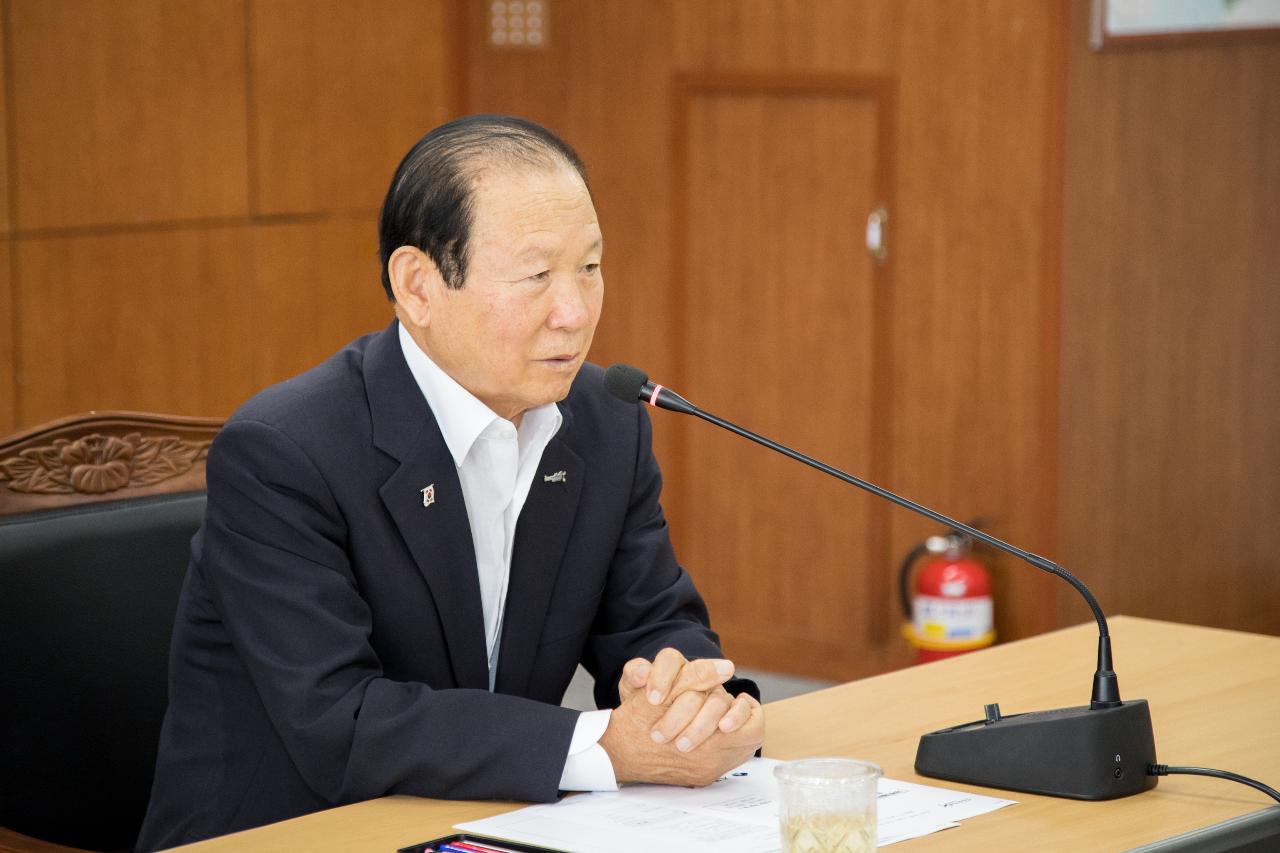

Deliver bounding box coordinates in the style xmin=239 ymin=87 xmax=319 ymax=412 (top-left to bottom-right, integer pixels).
xmin=378 ymin=114 xmax=589 ymax=299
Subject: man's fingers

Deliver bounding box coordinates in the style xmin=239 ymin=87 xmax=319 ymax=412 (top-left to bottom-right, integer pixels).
xmin=739 ymin=698 xmax=766 ymax=748
xmin=715 ymin=692 xmax=758 ymax=734
xmin=644 ymin=649 xmax=734 ymax=705
xmin=624 ymin=658 xmax=652 ymax=687
xmin=650 ymin=689 xmax=727 ymax=747
xmin=618 ymin=658 xmax=652 ymax=700
xmin=668 ymin=657 xmax=735 ymax=698
xmin=644 ymin=648 xmax=690 ymax=705
xmin=668 ymin=689 xmax=736 ymax=752
xmin=603 ymin=687 xmax=768 ymax=788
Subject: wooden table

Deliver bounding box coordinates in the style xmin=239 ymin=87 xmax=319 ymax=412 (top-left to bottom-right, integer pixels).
xmin=174 ymin=616 xmax=1280 ymax=851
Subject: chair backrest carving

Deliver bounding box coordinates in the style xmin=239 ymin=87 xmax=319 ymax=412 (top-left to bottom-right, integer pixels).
xmin=0 ymin=411 xmax=221 ymax=515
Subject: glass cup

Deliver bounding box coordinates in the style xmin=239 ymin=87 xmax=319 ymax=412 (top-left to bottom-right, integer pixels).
xmin=774 ymin=758 xmax=882 ymax=853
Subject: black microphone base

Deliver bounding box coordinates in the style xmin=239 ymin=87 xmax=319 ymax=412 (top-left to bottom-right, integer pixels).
xmin=915 ymin=699 xmax=1157 ymax=800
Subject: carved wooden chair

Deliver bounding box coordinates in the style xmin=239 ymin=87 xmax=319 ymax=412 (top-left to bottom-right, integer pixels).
xmin=0 ymin=412 xmax=221 ymax=853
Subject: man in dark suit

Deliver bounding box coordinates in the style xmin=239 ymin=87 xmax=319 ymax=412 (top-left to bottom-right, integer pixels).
xmin=137 ymin=116 xmax=763 ymax=850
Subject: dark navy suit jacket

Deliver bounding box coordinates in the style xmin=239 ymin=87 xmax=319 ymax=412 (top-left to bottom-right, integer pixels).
xmin=137 ymin=322 xmax=737 ymax=850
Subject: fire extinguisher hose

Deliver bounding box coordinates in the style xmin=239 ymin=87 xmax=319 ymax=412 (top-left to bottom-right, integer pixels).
xmin=897 ymin=542 xmax=931 ymax=619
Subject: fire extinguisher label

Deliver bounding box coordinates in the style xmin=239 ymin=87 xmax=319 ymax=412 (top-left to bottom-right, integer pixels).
xmin=914 ymin=595 xmax=994 ymax=641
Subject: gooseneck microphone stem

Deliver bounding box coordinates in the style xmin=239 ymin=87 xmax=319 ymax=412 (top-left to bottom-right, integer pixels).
xmin=629 ymin=372 xmax=1121 ymax=708
xmin=605 ymin=363 xmax=1169 ymax=800
xmin=615 ymin=368 xmax=1276 ymax=805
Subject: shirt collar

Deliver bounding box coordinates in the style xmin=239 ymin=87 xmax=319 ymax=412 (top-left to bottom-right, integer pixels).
xmin=397 ymin=321 xmax=562 ymax=467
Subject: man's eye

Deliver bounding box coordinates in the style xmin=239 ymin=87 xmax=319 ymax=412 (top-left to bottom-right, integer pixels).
xmin=582 ymin=263 xmax=600 ymax=274
xmin=528 ymin=270 xmax=551 ymax=282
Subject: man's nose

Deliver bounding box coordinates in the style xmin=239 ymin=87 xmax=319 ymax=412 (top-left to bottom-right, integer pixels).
xmin=547 ymin=275 xmax=591 ymax=330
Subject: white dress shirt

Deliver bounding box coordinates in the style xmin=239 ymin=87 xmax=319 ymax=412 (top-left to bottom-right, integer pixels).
xmin=398 ymin=322 xmax=617 ymax=791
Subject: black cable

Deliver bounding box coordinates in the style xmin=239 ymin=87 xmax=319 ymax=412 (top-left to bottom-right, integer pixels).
xmin=1148 ymin=764 xmax=1280 ymax=804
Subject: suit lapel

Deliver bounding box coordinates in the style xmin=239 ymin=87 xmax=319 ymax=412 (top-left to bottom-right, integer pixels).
xmin=380 ymin=450 xmax=489 ymax=690
xmin=366 ymin=323 xmax=489 ymax=690
xmin=495 ymin=429 xmax=584 ymax=697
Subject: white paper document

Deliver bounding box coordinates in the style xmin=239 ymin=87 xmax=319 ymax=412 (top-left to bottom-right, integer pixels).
xmin=456 ymin=757 xmax=1016 ymax=852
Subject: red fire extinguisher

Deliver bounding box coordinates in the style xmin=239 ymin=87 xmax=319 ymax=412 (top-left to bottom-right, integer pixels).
xmin=900 ymin=528 xmax=996 ymax=663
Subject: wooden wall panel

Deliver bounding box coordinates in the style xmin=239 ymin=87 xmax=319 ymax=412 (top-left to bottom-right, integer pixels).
xmin=251 ymin=217 xmax=392 ymax=386
xmin=2 ymin=1 xmax=455 ymax=434
xmin=15 ymin=228 xmax=254 ymax=425
xmin=673 ymin=0 xmax=896 ymax=73
xmin=251 ymin=0 xmax=452 ymax=215
xmin=885 ymin=1 xmax=1060 ymax=642
xmin=8 ymin=0 xmax=249 ymax=231
xmin=0 ymin=242 xmax=12 ymax=434
xmin=0 ymin=6 xmax=10 ymax=237
xmin=0 ymin=0 xmax=9 ymax=427
xmin=1060 ymin=0 xmax=1280 ymax=635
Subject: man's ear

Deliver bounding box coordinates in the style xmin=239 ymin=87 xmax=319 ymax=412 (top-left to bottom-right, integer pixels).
xmin=387 ymin=246 xmax=441 ymax=329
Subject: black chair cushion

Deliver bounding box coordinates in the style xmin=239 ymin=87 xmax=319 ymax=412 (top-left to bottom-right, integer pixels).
xmin=0 ymin=492 xmax=205 ymax=852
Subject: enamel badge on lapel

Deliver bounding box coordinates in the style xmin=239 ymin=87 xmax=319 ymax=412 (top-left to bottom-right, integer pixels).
xmin=420 ymin=484 xmax=436 ymax=508
xmin=543 ymin=470 xmax=567 ymax=484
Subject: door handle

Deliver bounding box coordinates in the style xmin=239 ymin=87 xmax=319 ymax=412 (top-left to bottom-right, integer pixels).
xmin=866 ymin=204 xmax=888 ymax=266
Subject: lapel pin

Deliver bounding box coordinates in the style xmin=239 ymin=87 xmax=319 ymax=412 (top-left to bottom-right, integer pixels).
xmin=543 ymin=470 xmax=567 ymax=484
xmin=420 ymin=484 xmax=436 ymax=508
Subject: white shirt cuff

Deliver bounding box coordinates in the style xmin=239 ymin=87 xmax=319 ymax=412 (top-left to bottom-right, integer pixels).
xmin=558 ymin=709 xmax=618 ymax=791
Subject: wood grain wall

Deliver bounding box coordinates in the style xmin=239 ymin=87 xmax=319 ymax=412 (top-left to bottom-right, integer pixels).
xmin=0 ymin=0 xmax=455 ymax=432
xmin=1059 ymin=0 xmax=1280 ymax=636
xmin=886 ymin=1 xmax=1063 ymax=647
xmin=2 ymin=0 xmax=1275 ymax=680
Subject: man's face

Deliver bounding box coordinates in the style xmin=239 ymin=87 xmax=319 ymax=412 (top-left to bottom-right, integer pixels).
xmin=419 ymin=163 xmax=603 ymax=423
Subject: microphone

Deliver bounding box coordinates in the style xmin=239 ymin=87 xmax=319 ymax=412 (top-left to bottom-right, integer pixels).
xmin=603 ymin=363 xmax=697 ymax=415
xmin=604 ymin=363 xmax=1157 ymax=801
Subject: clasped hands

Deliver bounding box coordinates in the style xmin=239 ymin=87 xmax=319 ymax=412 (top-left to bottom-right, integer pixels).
xmin=599 ymin=648 xmax=764 ymax=787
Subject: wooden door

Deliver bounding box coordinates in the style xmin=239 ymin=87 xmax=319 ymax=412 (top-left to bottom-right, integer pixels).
xmin=665 ymin=77 xmax=897 ymax=681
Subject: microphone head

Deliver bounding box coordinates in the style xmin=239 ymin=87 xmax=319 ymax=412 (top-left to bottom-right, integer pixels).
xmin=604 ymin=363 xmax=649 ymax=404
